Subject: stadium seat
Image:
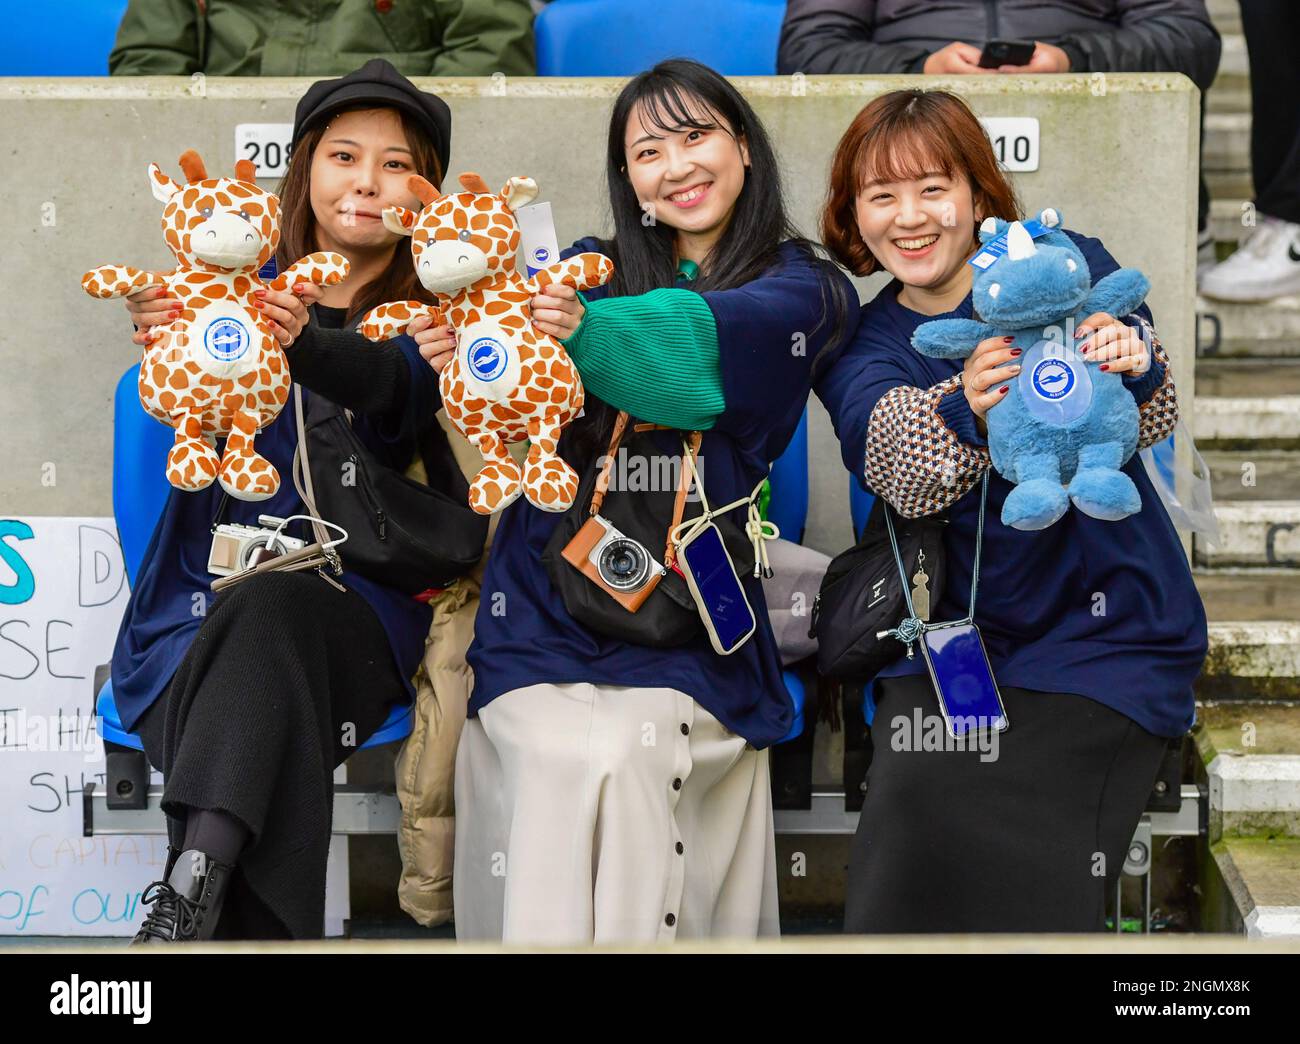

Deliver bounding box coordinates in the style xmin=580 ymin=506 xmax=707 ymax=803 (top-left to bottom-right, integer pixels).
xmin=0 ymin=0 xmax=129 ymax=75
xmin=766 ymin=409 xmax=812 ymax=743
xmin=535 ymin=0 xmax=787 ymax=76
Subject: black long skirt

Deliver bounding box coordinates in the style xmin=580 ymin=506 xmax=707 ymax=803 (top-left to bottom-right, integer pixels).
xmin=134 ymin=569 xmax=404 ymax=939
xmin=844 ymin=673 xmax=1169 ymax=934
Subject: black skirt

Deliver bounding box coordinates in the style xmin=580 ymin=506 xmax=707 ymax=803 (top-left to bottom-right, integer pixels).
xmin=844 ymin=673 xmax=1168 ymax=934
xmin=134 ymin=569 xmax=405 ymax=939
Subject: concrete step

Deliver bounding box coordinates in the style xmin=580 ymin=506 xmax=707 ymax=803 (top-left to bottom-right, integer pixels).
xmin=1203 ymin=837 xmax=1300 ymax=937
xmin=1196 ymin=356 xmax=1300 ymax=398
xmin=1209 ymin=198 xmax=1253 ymax=247
xmin=1196 ymin=575 xmax=1300 ymax=700
xmin=1219 ymin=30 xmax=1249 ymax=79
xmin=1205 ymin=450 xmax=1300 ymax=502
xmin=1193 ymin=701 xmax=1300 ymax=937
xmin=1194 ymin=503 xmax=1300 ymax=567
xmin=1207 ymin=0 xmax=1242 ymax=35
xmin=1198 ymin=572 xmax=1300 ymax=622
xmin=1196 ymin=295 xmax=1300 ymax=357
xmin=1204 ymin=111 xmax=1250 ymax=173
xmin=1207 ymin=81 xmax=1250 ymax=116
xmin=1194 ymin=358 xmax=1300 ymax=448
xmin=1205 ymin=169 xmax=1255 ymax=202
xmin=1199 ymin=618 xmax=1300 ymax=700
xmin=1197 ymin=701 xmax=1300 ymax=839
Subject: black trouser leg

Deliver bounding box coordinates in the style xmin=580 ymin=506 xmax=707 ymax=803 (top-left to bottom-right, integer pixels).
xmin=135 ymin=570 xmax=404 ymax=938
xmin=1239 ymin=1 xmax=1300 ymax=223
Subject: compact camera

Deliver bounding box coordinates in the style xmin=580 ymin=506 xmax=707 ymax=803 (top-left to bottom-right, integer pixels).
xmin=561 ymin=513 xmax=667 ymax=612
xmin=208 ymin=516 xmax=306 ymax=577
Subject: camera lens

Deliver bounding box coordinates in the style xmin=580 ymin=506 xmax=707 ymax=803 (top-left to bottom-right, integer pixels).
xmin=240 ymin=534 xmax=281 ymax=570
xmin=598 ymin=537 xmax=650 ymax=591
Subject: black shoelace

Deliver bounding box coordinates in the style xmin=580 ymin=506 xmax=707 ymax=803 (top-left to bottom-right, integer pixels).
xmin=134 ymin=881 xmax=201 ymax=942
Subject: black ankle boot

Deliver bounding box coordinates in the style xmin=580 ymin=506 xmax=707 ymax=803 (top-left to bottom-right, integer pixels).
xmin=132 ymin=849 xmax=234 ymax=944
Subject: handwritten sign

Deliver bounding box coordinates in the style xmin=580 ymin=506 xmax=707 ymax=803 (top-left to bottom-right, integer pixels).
xmin=0 ymin=517 xmax=348 ymax=937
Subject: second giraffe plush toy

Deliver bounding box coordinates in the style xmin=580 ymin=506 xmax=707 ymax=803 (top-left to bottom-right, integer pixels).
xmin=82 ymin=150 xmax=349 ymax=501
xmin=362 ymin=172 xmax=614 ymax=514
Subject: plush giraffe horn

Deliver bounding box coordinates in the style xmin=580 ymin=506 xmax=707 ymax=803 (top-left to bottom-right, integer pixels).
xmin=234 ymin=158 xmax=257 ymax=184
xmin=459 ymin=172 xmax=492 ymax=195
xmin=407 ymin=174 xmax=440 ymax=206
xmin=178 ymin=149 xmax=208 ymax=183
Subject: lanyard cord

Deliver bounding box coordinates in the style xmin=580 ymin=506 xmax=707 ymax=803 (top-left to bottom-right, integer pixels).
xmin=669 ymin=443 xmax=779 ymax=579
xmin=881 ymin=471 xmax=989 ymax=653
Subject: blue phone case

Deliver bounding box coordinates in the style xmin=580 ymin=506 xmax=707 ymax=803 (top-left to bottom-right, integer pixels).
xmin=678 ymin=522 xmax=756 ymax=656
xmin=919 ymin=621 xmax=1008 ymax=737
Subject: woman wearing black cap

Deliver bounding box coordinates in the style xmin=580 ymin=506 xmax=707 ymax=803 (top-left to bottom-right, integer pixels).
xmin=114 ymin=60 xmax=461 ymax=942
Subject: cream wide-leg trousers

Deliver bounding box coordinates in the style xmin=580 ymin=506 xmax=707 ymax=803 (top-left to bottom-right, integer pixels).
xmin=453 ymin=682 xmax=781 ymax=944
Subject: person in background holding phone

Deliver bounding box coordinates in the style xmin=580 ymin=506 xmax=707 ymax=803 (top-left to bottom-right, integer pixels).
xmin=437 ymin=59 xmax=856 ymax=944
xmin=777 ymin=0 xmax=1222 ymax=269
xmin=114 ymin=61 xmax=458 ymax=942
xmin=813 ymin=89 xmax=1207 ymax=933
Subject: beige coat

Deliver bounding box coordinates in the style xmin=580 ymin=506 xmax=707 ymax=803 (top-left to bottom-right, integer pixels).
xmin=394 ymin=410 xmax=526 ymax=927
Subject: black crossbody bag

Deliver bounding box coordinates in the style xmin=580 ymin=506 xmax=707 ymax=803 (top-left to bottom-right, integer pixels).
xmin=298 ymin=387 xmax=488 ymax=596
xmin=810 ymin=489 xmax=949 ymax=681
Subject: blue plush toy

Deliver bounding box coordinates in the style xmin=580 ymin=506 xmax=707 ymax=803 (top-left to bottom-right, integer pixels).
xmin=911 ymin=208 xmax=1151 ymax=530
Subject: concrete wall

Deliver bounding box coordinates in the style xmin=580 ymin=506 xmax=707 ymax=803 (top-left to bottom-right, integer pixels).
xmin=0 ymin=73 xmax=1198 ymax=556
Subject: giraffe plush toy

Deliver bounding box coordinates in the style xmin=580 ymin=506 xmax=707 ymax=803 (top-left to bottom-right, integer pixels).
xmin=82 ymin=150 xmax=349 ymax=501
xmin=361 ymin=172 xmax=614 ymax=514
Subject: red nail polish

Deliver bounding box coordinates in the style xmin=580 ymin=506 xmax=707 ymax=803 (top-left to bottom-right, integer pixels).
xmin=1010 ymin=348 xmax=1022 ymax=357
xmin=1003 ymin=336 xmax=1014 ymax=343
xmin=253 ymin=289 xmax=266 ymax=297
xmin=999 ymin=386 xmax=1009 ymax=395
xmin=1080 ymin=342 xmax=1091 ymax=353
xmin=1099 ymin=364 xmax=1109 ymax=371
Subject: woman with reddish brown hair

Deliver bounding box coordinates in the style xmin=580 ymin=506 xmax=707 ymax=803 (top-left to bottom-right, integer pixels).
xmin=814 ymin=89 xmax=1207 ymax=933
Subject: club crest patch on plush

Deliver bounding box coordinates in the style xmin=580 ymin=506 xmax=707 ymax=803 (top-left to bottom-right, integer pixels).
xmin=81 ymin=149 xmax=349 ymax=502
xmin=360 ymin=171 xmax=615 ymax=516
xmin=911 ymin=208 xmax=1151 ymax=530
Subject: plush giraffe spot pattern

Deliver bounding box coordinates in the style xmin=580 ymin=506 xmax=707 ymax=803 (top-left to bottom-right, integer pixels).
xmin=361 ymin=171 xmax=614 ymax=515
xmin=82 ymin=150 xmax=349 ymax=501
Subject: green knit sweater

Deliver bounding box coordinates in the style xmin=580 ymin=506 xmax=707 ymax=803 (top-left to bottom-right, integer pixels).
xmin=561 ymin=261 xmax=726 ymax=431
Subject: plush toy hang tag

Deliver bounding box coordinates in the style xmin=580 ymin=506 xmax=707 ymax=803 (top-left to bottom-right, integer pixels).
xmin=969 ymin=217 xmax=1052 ymax=271
xmin=515 ymin=201 xmax=560 ymax=277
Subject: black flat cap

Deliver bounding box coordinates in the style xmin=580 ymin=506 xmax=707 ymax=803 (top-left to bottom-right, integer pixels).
xmin=292 ymin=58 xmax=451 ymax=177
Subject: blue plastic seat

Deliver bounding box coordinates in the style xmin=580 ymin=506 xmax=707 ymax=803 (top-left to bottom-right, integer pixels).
xmin=535 ymin=0 xmax=786 ymax=76
xmin=0 ymin=1 xmax=128 ymax=75
xmin=764 ymin=409 xmax=813 ymax=743
xmin=99 ymin=364 xmax=412 ymax=754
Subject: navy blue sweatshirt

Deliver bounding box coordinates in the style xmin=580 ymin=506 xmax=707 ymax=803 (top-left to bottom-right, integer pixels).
xmin=814 ymin=231 xmax=1207 ymax=738
xmin=465 ymin=237 xmax=857 ymax=748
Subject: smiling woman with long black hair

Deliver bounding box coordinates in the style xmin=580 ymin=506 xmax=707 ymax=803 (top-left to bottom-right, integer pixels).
xmin=436 ymin=60 xmax=857 ymax=944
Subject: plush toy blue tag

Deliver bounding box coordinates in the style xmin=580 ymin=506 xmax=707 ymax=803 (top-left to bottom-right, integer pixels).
xmin=969 ymin=217 xmax=1051 ymax=271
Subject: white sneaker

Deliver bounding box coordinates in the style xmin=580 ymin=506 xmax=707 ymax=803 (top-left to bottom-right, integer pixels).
xmin=1199 ymin=215 xmax=1300 ymax=301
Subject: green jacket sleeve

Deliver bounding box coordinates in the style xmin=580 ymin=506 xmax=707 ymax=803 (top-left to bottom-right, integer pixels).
xmin=562 ymin=288 xmax=726 ymax=431
xmin=431 ymin=0 xmax=536 ymax=76
xmin=108 ymin=0 xmax=202 ymax=75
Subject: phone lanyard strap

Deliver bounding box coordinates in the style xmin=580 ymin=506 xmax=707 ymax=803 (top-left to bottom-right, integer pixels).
xmin=881 ymin=471 xmax=989 ymax=655
xmin=669 ymin=445 xmax=778 ymax=579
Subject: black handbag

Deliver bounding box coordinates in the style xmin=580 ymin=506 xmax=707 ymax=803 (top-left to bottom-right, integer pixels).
xmin=542 ymin=412 xmax=755 ymax=647
xmin=297 ymin=386 xmax=488 ymax=596
xmin=810 ymin=489 xmax=949 ymax=681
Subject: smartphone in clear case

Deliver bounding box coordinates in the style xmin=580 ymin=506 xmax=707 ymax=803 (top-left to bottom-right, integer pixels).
xmin=918 ymin=620 xmax=1008 ymax=737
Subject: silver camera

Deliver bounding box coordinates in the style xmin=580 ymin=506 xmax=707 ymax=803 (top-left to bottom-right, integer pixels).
xmin=587 ymin=515 xmax=665 ymax=593
xmin=208 ymin=516 xmax=305 ymax=577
